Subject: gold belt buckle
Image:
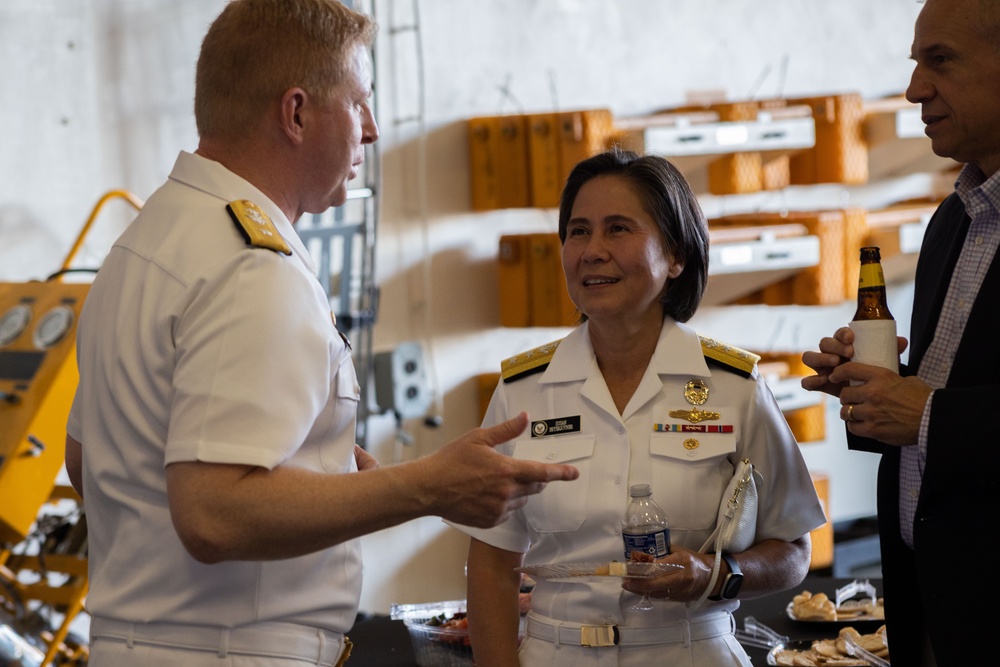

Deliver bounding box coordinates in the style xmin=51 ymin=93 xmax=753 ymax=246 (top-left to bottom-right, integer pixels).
xmin=334 ymin=636 xmax=353 ymax=666
xmin=580 ymin=625 xmax=619 ymax=647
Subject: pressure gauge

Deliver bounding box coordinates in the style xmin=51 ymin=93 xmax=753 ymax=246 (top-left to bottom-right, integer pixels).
xmin=33 ymin=306 xmax=75 ymax=349
xmin=0 ymin=304 xmax=32 ymax=347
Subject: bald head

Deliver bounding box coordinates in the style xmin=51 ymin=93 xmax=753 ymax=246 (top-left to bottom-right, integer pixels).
xmin=909 ymin=0 xmax=1000 ymax=175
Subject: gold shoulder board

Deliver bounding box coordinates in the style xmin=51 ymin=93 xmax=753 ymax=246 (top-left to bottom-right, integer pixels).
xmin=227 ymin=200 xmax=292 ymax=255
xmin=501 ymin=339 xmax=562 ymax=383
xmin=699 ymin=335 xmax=759 ymax=378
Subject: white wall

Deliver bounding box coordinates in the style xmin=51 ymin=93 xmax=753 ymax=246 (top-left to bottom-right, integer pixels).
xmin=1 ymin=0 xmax=926 ymax=615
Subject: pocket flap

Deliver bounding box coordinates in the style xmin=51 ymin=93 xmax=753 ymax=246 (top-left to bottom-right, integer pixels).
xmin=650 ymin=432 xmax=736 ymax=462
xmin=514 ymin=435 xmax=595 ymax=464
xmin=336 ymin=358 xmax=361 ymax=401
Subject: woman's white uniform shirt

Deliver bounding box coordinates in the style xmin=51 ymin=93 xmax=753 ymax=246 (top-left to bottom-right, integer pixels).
xmin=459 ymin=318 xmax=825 ymax=630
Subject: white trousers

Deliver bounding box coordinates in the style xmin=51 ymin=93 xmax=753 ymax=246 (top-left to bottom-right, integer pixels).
xmin=89 ymin=640 xmax=336 ymax=667
xmin=518 ymin=611 xmax=752 ymax=667
xmin=517 ymin=633 xmax=752 ymax=667
xmin=88 ymin=618 xmax=348 ymax=667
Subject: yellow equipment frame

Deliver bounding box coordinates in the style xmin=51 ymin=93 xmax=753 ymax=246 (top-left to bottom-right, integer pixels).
xmin=0 ymin=190 xmax=142 ymax=665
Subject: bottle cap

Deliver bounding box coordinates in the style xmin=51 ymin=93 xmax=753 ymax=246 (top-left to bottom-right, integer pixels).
xmin=629 ymin=483 xmax=651 ymax=497
xmin=860 ymin=246 xmax=882 ymax=261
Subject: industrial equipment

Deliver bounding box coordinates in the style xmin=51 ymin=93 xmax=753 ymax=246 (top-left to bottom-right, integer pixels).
xmin=0 ymin=190 xmax=141 ymax=666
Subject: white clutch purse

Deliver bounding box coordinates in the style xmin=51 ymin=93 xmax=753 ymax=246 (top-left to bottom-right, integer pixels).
xmin=696 ymin=458 xmax=759 ymax=605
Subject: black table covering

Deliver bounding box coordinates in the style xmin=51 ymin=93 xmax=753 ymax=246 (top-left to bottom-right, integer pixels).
xmin=346 ymin=575 xmax=883 ymax=666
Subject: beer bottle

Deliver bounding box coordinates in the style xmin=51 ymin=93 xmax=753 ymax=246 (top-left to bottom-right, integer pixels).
xmin=848 ymin=246 xmax=899 ymax=374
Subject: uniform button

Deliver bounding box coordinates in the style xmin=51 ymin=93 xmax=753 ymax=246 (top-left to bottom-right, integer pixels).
xmin=546 ymin=453 xmax=556 ymax=460
xmin=910 ymin=488 xmax=919 ymax=499
xmin=617 ymin=425 xmax=625 ymax=434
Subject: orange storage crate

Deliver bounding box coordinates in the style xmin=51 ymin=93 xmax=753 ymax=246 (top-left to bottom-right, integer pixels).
xmin=809 ymin=473 xmax=834 ymax=570
xmin=467 ymin=115 xmax=531 ymax=211
xmin=525 ymin=112 xmax=563 ymax=208
xmin=789 ymin=93 xmax=868 ymax=186
xmin=498 ymin=234 xmax=532 ymax=327
xmin=556 ymin=109 xmax=614 ymax=184
xmin=528 ymin=233 xmax=578 ymax=327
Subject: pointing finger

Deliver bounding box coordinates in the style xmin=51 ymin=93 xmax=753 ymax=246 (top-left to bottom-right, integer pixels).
xmin=479 ymin=412 xmax=530 ymax=447
xmin=514 ymin=459 xmax=580 ymax=484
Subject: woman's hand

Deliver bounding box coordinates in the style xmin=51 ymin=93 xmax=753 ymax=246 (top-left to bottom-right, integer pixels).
xmin=621 ymin=545 xmax=714 ymax=602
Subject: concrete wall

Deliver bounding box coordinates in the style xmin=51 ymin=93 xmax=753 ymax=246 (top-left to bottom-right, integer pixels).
xmin=1 ymin=0 xmax=927 ymax=614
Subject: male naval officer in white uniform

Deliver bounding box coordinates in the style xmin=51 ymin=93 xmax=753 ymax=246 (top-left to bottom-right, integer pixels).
xmin=64 ymin=2 xmax=577 ymax=665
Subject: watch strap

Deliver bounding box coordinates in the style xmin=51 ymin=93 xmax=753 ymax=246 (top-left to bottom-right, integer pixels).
xmin=708 ymin=551 xmax=742 ymax=601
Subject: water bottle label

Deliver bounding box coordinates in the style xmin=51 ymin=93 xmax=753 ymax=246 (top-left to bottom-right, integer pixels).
xmin=623 ymin=529 xmax=670 ymax=559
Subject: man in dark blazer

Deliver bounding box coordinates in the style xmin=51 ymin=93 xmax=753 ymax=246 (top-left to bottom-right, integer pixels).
xmin=801 ymin=0 xmax=1000 ymax=664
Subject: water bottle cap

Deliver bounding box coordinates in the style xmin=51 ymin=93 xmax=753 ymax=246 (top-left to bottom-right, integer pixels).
xmin=629 ymin=483 xmax=652 ymax=497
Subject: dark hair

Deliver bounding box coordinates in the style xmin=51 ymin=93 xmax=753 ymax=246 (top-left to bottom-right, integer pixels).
xmin=557 ymin=149 xmax=709 ymax=322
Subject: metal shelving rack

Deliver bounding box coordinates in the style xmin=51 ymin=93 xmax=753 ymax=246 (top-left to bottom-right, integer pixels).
xmin=619 ymin=110 xmax=824 ymax=305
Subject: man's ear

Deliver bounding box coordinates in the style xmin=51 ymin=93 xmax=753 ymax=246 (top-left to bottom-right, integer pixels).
xmin=279 ymin=88 xmax=308 ymax=145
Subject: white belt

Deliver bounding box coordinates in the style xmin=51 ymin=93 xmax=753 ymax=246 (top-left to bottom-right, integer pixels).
xmin=90 ymin=617 xmax=349 ymax=666
xmin=525 ymin=611 xmax=735 ymax=648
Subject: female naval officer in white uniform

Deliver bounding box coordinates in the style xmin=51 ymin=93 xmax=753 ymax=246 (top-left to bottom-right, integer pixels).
xmin=456 ymin=150 xmax=826 ymax=667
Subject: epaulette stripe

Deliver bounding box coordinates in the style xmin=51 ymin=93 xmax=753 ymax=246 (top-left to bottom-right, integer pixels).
xmin=501 ymin=339 xmax=562 ymax=382
xmin=502 ymin=362 xmax=550 ymax=383
xmin=699 ymin=335 xmax=759 ymax=377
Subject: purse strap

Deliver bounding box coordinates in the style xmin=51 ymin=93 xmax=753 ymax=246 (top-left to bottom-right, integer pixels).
xmin=695 ymin=459 xmax=753 ymax=607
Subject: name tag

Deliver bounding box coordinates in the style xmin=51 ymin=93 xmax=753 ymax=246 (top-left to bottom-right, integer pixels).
xmin=531 ymin=416 xmax=581 ymax=437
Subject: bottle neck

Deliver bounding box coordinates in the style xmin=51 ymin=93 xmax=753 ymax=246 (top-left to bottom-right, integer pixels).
xmin=854 ymin=287 xmax=893 ymax=320
xmin=857 ymin=263 xmax=886 ymax=290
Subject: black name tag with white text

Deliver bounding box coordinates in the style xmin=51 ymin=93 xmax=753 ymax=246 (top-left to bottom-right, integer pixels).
xmin=530 ymin=416 xmax=581 ymax=437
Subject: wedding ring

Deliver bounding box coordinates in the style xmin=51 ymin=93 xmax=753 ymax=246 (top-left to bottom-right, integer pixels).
xmin=846 ymin=404 xmax=855 ymax=422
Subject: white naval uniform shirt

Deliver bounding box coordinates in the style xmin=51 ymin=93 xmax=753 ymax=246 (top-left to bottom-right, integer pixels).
xmin=459 ymin=319 xmax=825 ymax=629
xmin=67 ymin=151 xmax=362 ymax=633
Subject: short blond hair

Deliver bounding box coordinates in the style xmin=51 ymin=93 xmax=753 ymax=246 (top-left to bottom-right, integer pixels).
xmin=195 ymin=0 xmax=376 ymax=139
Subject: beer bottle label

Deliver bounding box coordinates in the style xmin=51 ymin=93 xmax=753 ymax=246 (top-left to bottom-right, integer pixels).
xmin=858 ymin=263 xmax=886 ymax=289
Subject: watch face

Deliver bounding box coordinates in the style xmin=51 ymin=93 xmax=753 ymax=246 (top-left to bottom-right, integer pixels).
xmin=722 ymin=572 xmax=744 ymax=599
xmin=33 ymin=306 xmax=74 ymax=349
xmin=0 ymin=304 xmax=32 ymax=347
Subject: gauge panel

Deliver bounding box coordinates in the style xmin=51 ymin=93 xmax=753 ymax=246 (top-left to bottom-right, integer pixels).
xmin=32 ymin=306 xmax=75 ymax=350
xmin=0 ymin=304 xmax=32 ymax=348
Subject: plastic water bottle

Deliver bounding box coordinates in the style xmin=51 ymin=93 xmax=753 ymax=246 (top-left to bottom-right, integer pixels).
xmin=622 ymin=484 xmax=670 ymax=560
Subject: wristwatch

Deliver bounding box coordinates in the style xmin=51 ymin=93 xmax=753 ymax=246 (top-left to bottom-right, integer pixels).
xmin=708 ymin=551 xmax=743 ymax=601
